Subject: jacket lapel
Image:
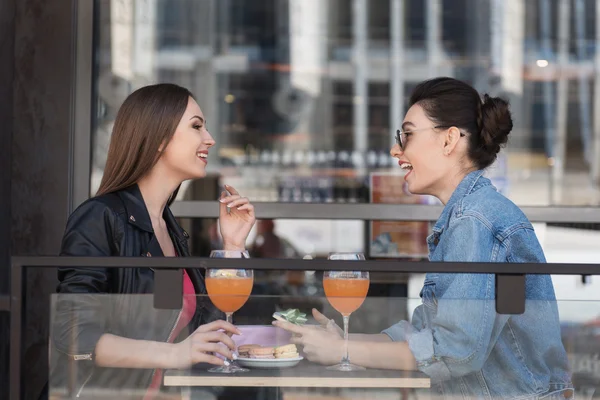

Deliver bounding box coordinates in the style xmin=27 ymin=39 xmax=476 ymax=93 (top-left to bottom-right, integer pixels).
xmin=118 ymin=184 xmax=170 ymax=257
xmin=145 ymin=235 xmax=164 ymax=258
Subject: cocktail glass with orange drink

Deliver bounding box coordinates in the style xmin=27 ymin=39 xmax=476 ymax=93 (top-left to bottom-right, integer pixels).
xmin=205 ymin=250 xmax=254 ymax=373
xmin=323 ymin=252 xmax=370 ymax=372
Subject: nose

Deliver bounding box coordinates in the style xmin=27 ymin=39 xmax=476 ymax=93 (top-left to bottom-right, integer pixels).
xmin=204 ymin=130 xmax=216 ymax=147
xmin=390 ymin=143 xmax=403 ymax=158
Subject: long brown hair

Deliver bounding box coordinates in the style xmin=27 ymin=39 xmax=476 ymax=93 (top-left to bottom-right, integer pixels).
xmin=96 ymin=83 xmax=194 ymax=204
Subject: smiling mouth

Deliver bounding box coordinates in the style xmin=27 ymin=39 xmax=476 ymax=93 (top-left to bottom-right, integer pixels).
xmin=197 ymin=152 xmax=208 ymax=163
xmin=399 ymin=162 xmax=413 ymax=171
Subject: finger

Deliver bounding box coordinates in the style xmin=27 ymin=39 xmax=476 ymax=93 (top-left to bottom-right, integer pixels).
xmin=225 ymin=197 xmax=249 ymax=209
xmin=195 ymin=320 xmax=242 ymax=336
xmin=219 ymin=191 xmax=230 ymax=217
xmin=223 ymin=184 xmax=240 ymax=196
xmin=196 ymin=342 xmax=234 ymax=360
xmin=219 ymin=194 xmax=241 ymax=204
xmin=235 ymin=203 xmax=254 ymax=212
xmin=302 ymin=345 xmax=316 ymax=358
xmin=195 ymin=352 xmax=227 ymax=366
xmin=196 ymin=331 xmax=237 ymax=350
xmin=290 ymin=336 xmax=303 ymax=345
xmin=272 ymin=320 xmax=305 ymax=335
xmin=312 ymin=308 xmax=331 ymax=326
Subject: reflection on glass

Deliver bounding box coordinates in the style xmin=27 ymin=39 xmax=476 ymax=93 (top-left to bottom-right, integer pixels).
xmin=93 ymin=0 xmax=600 ymax=206
xmin=48 ymin=287 xmax=600 ymax=398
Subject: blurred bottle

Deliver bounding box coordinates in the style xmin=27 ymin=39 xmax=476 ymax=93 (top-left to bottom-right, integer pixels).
xmin=367 ymin=150 xmax=378 ymax=169
xmin=378 ymin=150 xmax=391 ymax=168
xmin=302 ymin=178 xmax=314 ymax=202
xmin=320 ymin=177 xmax=334 ymax=203
xmin=293 ymin=150 xmax=304 ymax=169
xmin=316 ymin=151 xmax=328 ymax=169
xmin=337 ymin=151 xmax=350 ymax=169
xmin=335 ymin=176 xmax=347 ymax=203
xmin=305 ymin=150 xmax=316 ymax=169
xmin=271 ymin=150 xmax=281 ymax=166
xmin=351 ymin=150 xmax=364 ymax=170
xmin=326 ymin=150 xmax=336 ymax=168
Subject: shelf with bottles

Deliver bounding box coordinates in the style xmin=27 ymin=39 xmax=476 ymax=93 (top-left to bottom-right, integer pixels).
xmin=217 ymin=147 xmax=408 ymax=203
xmin=219 ymin=148 xmax=397 ymax=173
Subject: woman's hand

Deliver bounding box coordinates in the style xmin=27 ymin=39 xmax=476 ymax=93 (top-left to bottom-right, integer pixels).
xmin=311 ymin=308 xmax=343 ymax=338
xmin=170 ymin=320 xmax=241 ymax=369
xmin=273 ymin=312 xmax=345 ymax=366
xmin=218 ymin=185 xmax=256 ymax=251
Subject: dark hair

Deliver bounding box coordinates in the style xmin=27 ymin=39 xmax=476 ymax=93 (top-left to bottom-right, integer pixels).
xmin=96 ymin=83 xmax=194 ymax=204
xmin=408 ymin=77 xmax=513 ymax=169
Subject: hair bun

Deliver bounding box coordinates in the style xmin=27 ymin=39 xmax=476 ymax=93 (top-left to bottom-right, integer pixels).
xmin=479 ymin=94 xmax=513 ymax=155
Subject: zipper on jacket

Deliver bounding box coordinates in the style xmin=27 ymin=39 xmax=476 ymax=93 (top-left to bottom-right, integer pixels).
xmin=72 ymin=353 xmax=93 ymax=361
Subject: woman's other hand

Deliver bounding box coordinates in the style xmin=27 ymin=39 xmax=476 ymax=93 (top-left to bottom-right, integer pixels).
xmin=218 ymin=185 xmax=256 ymax=251
xmin=311 ymin=308 xmax=343 ymax=338
xmin=273 ymin=318 xmax=344 ymax=366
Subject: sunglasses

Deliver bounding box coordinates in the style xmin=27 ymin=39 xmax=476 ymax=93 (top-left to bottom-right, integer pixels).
xmin=395 ymin=125 xmax=465 ymax=149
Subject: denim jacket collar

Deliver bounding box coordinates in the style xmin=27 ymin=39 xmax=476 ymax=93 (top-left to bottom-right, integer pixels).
xmin=431 ymin=170 xmax=488 ymax=237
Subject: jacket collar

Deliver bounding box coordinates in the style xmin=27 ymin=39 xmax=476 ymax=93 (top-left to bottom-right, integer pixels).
xmin=432 ymin=169 xmax=488 ymax=235
xmin=117 ymin=184 xmax=188 ymax=243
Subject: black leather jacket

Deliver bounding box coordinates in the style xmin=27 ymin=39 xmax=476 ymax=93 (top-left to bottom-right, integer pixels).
xmin=50 ymin=185 xmax=223 ymax=399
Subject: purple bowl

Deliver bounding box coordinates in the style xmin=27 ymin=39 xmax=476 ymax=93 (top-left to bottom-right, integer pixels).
xmin=234 ymin=325 xmax=293 ymax=347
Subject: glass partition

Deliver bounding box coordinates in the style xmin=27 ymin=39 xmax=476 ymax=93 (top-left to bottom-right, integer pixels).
xmin=91 ymin=0 xmax=600 ymax=208
xmin=49 ymin=273 xmax=599 ymax=399
xmin=177 ymin=218 xmax=600 ymax=266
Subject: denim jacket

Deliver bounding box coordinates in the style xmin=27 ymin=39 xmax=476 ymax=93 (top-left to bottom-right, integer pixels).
xmin=383 ymin=170 xmax=572 ymax=399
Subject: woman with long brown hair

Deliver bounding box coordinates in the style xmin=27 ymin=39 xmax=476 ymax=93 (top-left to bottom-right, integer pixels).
xmin=50 ymin=83 xmax=256 ymax=399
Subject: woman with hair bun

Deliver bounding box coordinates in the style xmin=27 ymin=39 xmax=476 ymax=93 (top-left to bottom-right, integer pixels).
xmin=275 ymin=78 xmax=573 ymax=399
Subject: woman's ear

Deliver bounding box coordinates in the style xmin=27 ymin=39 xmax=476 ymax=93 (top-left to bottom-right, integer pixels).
xmin=443 ymin=126 xmax=462 ymax=156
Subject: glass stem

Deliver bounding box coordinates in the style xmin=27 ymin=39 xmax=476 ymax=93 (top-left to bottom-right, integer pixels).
xmin=226 ymin=312 xmax=234 ymax=364
xmin=342 ymin=314 xmax=350 ymax=364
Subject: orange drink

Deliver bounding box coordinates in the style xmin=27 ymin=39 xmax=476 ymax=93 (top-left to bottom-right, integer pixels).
xmin=206 ymin=250 xmax=253 ymax=374
xmin=323 ymin=278 xmax=369 ymax=315
xmin=206 ymin=276 xmax=253 ymax=313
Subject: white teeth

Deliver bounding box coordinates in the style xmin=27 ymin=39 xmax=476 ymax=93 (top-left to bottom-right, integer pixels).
xmin=197 ymin=153 xmax=208 ymax=158
xmin=400 ymin=162 xmax=413 ymax=170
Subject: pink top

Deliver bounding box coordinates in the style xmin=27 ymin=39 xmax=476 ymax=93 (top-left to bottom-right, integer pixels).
xmin=144 ymin=269 xmax=197 ymax=400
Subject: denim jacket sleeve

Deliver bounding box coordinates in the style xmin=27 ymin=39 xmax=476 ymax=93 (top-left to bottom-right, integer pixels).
xmin=385 ymin=216 xmax=515 ymax=382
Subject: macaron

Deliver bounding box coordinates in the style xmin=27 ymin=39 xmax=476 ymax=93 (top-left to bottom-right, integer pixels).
xmin=237 ymin=344 xmax=261 ymax=358
xmin=274 ymin=344 xmax=299 ymax=359
xmin=248 ymin=346 xmax=276 ymax=359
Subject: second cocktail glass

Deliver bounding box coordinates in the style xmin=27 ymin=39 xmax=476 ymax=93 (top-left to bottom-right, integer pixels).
xmin=323 ymin=252 xmax=370 ymax=372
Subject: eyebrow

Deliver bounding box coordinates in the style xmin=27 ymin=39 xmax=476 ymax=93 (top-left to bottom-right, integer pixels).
xmin=190 ymin=115 xmax=205 ymax=124
xmin=401 ymin=121 xmax=415 ymax=131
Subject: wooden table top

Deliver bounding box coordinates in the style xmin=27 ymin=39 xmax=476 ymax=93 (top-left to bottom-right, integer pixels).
xmin=164 ymin=361 xmax=430 ymax=389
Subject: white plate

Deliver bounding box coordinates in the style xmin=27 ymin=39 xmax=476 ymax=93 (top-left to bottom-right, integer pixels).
xmin=236 ymin=356 xmax=303 ymax=369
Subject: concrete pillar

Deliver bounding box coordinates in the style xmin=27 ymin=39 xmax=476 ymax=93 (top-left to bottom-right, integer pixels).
xmin=553 ymin=0 xmax=571 ymax=203
xmin=390 ymin=0 xmax=405 ymax=148
xmin=4 ymin=0 xmax=79 ymax=398
xmin=0 ymin=0 xmax=16 ymax=398
xmin=592 ymin=1 xmax=600 ymax=184
xmin=352 ymin=0 xmax=368 ymax=154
